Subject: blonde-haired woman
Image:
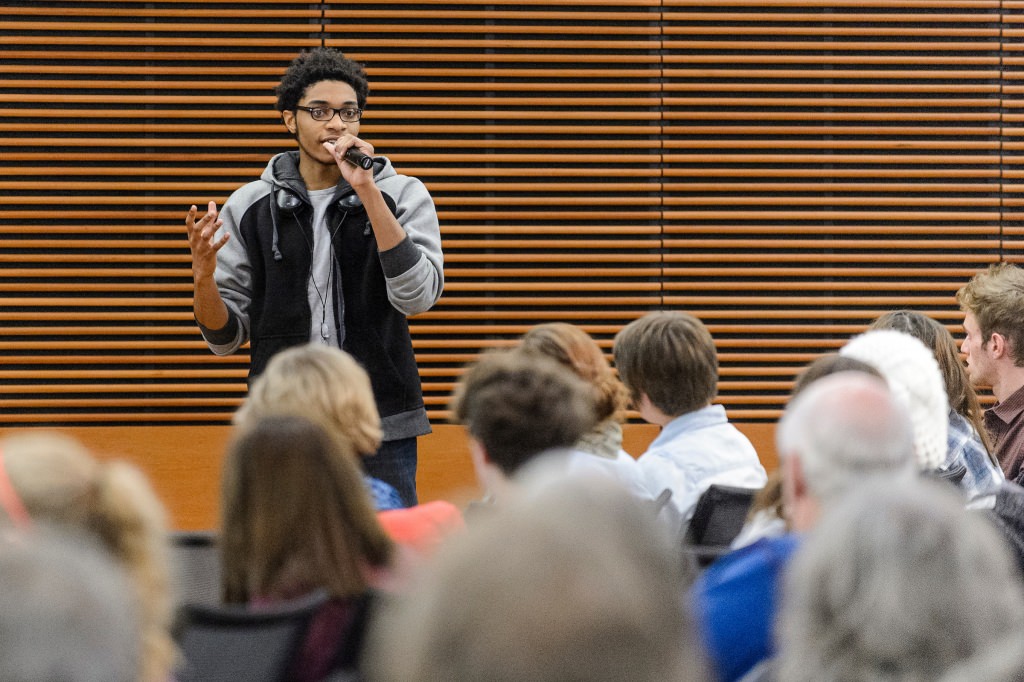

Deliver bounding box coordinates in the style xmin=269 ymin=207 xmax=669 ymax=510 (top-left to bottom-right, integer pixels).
xmin=519 ymin=322 xmax=652 ymax=501
xmin=0 ymin=431 xmax=174 ymax=682
xmin=234 ymin=342 xmax=404 ymax=510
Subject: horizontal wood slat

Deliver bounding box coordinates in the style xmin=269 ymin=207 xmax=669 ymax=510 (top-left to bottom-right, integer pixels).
xmin=0 ymin=0 xmax=1021 ymax=430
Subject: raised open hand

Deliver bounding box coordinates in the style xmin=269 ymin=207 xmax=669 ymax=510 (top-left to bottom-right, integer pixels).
xmin=185 ymin=201 xmax=228 ymax=281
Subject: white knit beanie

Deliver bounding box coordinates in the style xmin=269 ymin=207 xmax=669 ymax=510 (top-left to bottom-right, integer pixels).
xmin=839 ymin=329 xmax=948 ymax=472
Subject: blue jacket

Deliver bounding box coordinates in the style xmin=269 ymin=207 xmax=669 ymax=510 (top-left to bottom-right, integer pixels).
xmin=690 ymin=534 xmax=802 ymax=682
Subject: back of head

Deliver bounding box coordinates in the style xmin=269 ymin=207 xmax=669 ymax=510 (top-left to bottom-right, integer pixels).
xmin=449 ymin=349 xmax=597 ymax=475
xmin=0 ymin=431 xmax=97 ymax=529
xmin=368 ymin=474 xmax=707 ymax=682
xmin=519 ymin=322 xmax=628 ymax=423
xmin=0 ymin=528 xmax=140 ymax=682
xmin=612 ymin=310 xmax=718 ymax=417
xmin=790 ymin=352 xmax=882 ymax=397
xmin=235 ymin=342 xmax=382 ymax=457
xmin=870 ymin=310 xmax=981 ymax=425
xmin=0 ymin=431 xmax=174 ymax=682
xmin=220 ymin=413 xmax=393 ymax=603
xmin=957 ymin=262 xmax=1024 ymax=366
xmin=778 ymin=477 xmax=1024 ymax=682
xmin=840 ymin=329 xmax=949 ymax=471
xmin=776 ymin=371 xmax=915 ymax=504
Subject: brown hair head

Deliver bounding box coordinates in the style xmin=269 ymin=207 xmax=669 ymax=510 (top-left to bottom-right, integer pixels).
xmin=449 ymin=349 xmax=597 ymax=476
xmin=519 ymin=323 xmax=628 ymax=424
xmin=870 ymin=309 xmax=993 ymax=457
xmin=220 ymin=414 xmax=393 ymax=604
xmin=612 ymin=311 xmax=718 ymax=417
xmin=791 ymin=353 xmax=883 ymax=397
xmin=957 ymin=262 xmax=1024 ymax=366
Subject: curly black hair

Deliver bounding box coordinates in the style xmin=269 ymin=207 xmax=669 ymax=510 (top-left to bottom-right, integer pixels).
xmin=274 ymin=48 xmax=370 ymax=112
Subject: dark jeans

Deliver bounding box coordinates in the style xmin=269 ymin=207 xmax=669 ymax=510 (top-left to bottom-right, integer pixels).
xmin=362 ymin=436 xmax=418 ymax=507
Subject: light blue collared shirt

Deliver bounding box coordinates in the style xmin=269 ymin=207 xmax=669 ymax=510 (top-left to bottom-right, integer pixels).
xmin=637 ymin=404 xmax=767 ymax=521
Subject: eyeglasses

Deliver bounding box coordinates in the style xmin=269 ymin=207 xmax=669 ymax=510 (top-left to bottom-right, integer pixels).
xmin=294 ymin=105 xmax=363 ymax=123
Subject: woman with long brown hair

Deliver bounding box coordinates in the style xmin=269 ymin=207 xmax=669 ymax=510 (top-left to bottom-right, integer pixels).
xmin=220 ymin=413 xmax=403 ymax=681
xmin=870 ymin=309 xmax=1003 ymax=501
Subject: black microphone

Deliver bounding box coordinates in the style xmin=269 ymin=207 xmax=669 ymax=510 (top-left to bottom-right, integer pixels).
xmin=344 ymin=147 xmax=374 ymax=170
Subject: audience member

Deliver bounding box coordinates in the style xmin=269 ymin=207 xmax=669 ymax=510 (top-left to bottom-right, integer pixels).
xmin=518 ymin=322 xmax=651 ymax=500
xmin=777 ymin=478 xmax=1024 ymax=682
xmin=843 ymin=320 xmax=1024 ymax=572
xmin=0 ymin=528 xmax=141 ymax=682
xmin=839 ymin=328 xmax=949 ymax=473
xmin=374 ymin=500 xmax=463 ymax=559
xmin=0 ymin=431 xmax=174 ymax=682
xmin=869 ymin=310 xmax=1004 ymax=500
xmin=234 ymin=342 xmax=405 ymax=510
xmin=366 ymin=472 xmax=708 ymax=682
xmin=220 ymin=413 xmax=404 ymax=681
xmin=729 ymin=474 xmax=785 ymax=551
xmin=730 ymin=353 xmax=884 ymax=549
xmin=957 ymin=262 xmax=1024 ymax=483
xmin=690 ymin=372 xmax=915 ymax=682
xmin=612 ymin=311 xmax=766 ymax=523
xmin=235 ymin=342 xmax=464 ymax=558
xmin=449 ymin=348 xmax=598 ymax=508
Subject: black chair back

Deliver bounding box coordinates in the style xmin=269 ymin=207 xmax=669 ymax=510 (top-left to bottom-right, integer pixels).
xmin=683 ymin=484 xmax=760 ymax=567
xmin=174 ymin=589 xmax=329 ymax=682
xmin=169 ymin=530 xmax=220 ymax=608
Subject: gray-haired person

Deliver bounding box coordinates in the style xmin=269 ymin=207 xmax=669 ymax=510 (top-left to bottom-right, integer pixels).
xmin=690 ymin=371 xmax=916 ymax=682
xmin=778 ymin=477 xmax=1024 ymax=682
xmin=0 ymin=528 xmax=140 ymax=682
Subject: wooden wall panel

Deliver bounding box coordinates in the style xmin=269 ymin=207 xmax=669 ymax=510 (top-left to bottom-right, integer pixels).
xmin=662 ymin=0 xmax=1007 ymax=418
xmin=1 ymin=1 xmax=318 ymax=425
xmin=1007 ymin=2 xmax=1024 ymax=259
xmin=325 ymin=1 xmax=666 ymax=420
xmin=0 ymin=1 xmax=1020 ymax=465
xmin=0 ymin=421 xmax=785 ymax=531
xmin=0 ymin=0 xmax=667 ymax=427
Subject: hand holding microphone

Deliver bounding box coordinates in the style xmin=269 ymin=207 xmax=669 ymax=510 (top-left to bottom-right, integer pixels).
xmin=324 ymin=139 xmax=373 ymax=170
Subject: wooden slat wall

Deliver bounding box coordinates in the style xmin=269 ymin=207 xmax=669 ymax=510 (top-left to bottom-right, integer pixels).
xmin=340 ymin=0 xmax=665 ymax=420
xmin=1 ymin=1 xmax=322 ymax=425
xmin=663 ymin=0 xmax=1017 ymax=418
xmin=0 ymin=0 xmax=1021 ymax=431
xmin=1009 ymin=1 xmax=1024 ymax=251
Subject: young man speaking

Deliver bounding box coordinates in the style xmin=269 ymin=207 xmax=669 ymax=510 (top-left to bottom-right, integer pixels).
xmin=185 ymin=49 xmax=443 ymax=506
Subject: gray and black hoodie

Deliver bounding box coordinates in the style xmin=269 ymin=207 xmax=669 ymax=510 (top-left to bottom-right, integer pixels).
xmin=198 ymin=150 xmax=444 ymax=441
